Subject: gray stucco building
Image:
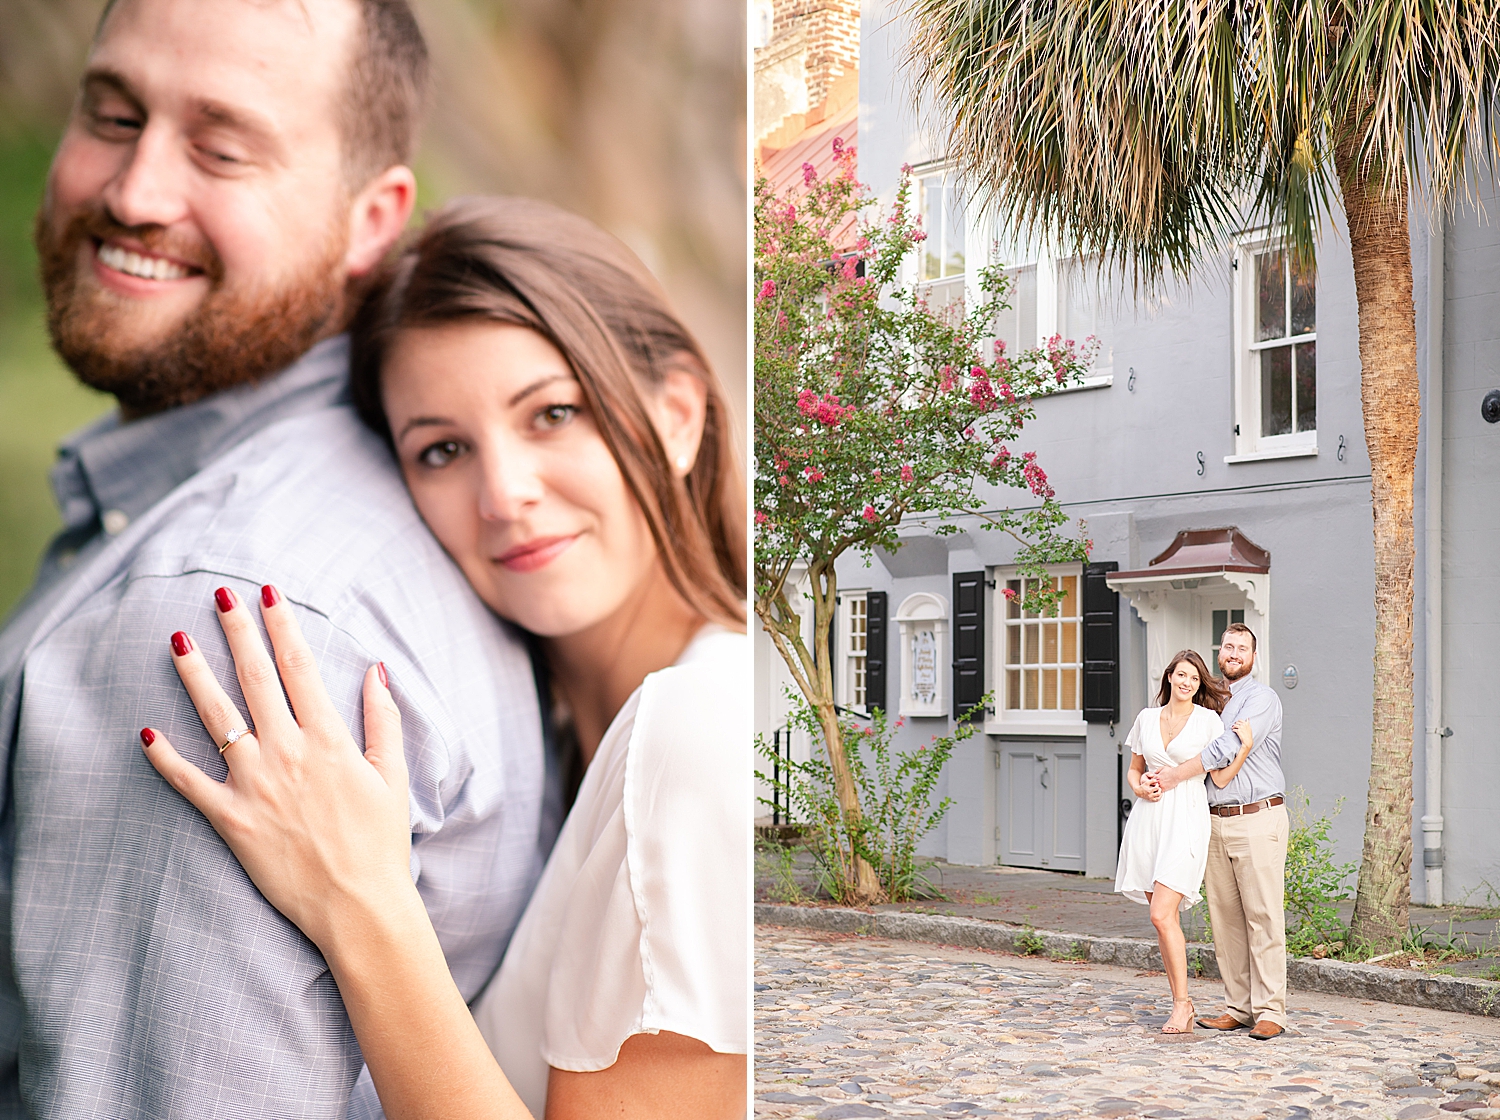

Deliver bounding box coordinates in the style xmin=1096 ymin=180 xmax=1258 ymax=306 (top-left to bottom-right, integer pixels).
xmin=755 ymin=0 xmax=1500 ymax=906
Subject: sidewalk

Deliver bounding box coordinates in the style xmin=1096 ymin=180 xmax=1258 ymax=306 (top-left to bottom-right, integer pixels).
xmin=755 ymin=845 xmax=1500 ymax=979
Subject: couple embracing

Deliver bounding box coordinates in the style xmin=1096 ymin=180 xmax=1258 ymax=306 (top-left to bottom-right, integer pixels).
xmin=1114 ymin=625 xmax=1289 ymax=1041
xmin=1 ymin=0 xmax=747 ymax=1117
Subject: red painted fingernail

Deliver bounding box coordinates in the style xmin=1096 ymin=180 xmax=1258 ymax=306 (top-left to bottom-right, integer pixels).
xmin=214 ymin=587 xmax=236 ymax=613
xmin=170 ymin=631 xmax=193 ymax=657
xmin=377 ymin=662 xmax=389 ymax=689
xmin=261 ymin=584 xmax=281 ymax=608
xmin=140 ymin=728 xmax=155 ymax=747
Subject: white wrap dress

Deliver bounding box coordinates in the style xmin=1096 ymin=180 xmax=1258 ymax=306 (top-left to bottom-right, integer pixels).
xmin=1113 ymin=704 xmax=1224 ymax=910
xmin=471 ymin=625 xmax=749 ymax=1117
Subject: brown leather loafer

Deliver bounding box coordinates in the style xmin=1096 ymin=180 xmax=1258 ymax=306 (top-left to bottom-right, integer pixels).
xmin=1248 ymin=1019 xmax=1285 ymax=1040
xmin=1196 ymin=1013 xmax=1248 ymax=1031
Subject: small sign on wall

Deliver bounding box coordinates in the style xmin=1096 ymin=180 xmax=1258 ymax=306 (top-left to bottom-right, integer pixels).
xmin=896 ymin=592 xmax=949 ymax=717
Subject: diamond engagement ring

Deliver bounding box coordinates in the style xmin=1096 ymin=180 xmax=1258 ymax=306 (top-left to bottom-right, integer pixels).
xmin=219 ymin=727 xmax=252 ymax=754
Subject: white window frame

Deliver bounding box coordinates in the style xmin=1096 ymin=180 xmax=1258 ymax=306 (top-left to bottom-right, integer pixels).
xmin=984 ymin=563 xmax=1087 ymax=738
xmin=895 ymin=592 xmax=948 ymax=718
xmin=910 ymin=163 xmax=967 ymax=319
xmin=1228 ymin=233 xmax=1318 ymax=463
xmin=837 ymin=591 xmax=870 ymax=713
xmin=982 ymin=223 xmax=1113 ymax=394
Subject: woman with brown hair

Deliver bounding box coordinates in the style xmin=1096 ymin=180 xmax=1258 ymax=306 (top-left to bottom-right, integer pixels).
xmin=1115 ymin=649 xmax=1256 ymax=1036
xmin=138 ymin=197 xmax=747 ymax=1118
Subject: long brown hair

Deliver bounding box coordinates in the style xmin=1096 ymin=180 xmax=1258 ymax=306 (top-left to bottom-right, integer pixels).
xmin=349 ymin=196 xmax=746 ymax=628
xmin=1155 ymin=649 xmax=1230 ymax=713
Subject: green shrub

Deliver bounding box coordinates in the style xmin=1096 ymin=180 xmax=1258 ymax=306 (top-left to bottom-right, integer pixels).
xmin=755 ymin=693 xmax=980 ymax=902
xmin=1283 ymin=788 xmax=1357 ymax=956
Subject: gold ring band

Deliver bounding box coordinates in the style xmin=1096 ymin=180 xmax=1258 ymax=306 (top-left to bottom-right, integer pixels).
xmin=219 ymin=727 xmax=251 ymax=754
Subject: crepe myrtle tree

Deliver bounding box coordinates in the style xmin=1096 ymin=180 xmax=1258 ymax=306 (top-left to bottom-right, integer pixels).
xmin=754 ymin=142 xmax=1094 ymax=904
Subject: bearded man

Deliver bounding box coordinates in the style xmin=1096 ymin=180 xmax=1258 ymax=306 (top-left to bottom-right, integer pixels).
xmin=0 ymin=2 xmax=548 ymax=1116
xmin=1149 ymin=622 xmax=1288 ymax=1040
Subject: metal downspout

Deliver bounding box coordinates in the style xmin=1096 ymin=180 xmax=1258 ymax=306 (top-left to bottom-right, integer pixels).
xmin=1422 ymin=216 xmax=1446 ymax=905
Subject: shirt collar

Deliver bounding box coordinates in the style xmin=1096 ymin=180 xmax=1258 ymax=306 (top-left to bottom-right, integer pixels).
xmin=50 ymin=335 xmax=352 ymax=538
xmin=1228 ymin=672 xmax=1255 ymax=695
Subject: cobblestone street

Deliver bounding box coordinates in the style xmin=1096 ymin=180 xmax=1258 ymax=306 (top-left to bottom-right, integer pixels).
xmin=756 ymin=927 xmax=1500 ymax=1120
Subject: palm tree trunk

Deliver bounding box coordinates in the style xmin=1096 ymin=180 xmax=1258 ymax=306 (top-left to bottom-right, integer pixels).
xmin=1333 ymin=143 xmax=1420 ymax=953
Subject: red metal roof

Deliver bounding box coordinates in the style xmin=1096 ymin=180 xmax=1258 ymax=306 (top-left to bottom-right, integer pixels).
xmin=758 ymin=98 xmax=860 ymax=248
xmin=1112 ymin=527 xmax=1270 ymax=580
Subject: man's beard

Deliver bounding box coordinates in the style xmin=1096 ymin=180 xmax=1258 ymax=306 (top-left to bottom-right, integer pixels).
xmin=1221 ymin=658 xmax=1252 ymax=681
xmin=36 ymin=203 xmax=349 ymax=416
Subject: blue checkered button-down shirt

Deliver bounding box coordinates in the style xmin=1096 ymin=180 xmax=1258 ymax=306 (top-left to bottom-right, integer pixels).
xmin=0 ymin=337 xmax=551 ymax=1119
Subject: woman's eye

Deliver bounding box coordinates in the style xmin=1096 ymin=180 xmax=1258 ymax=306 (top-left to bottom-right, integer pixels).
xmin=533 ymin=404 xmax=578 ymax=430
xmin=417 ymin=440 xmax=466 ymax=467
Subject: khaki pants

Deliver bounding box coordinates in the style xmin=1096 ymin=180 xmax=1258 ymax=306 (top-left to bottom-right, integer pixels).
xmin=1204 ymin=803 xmax=1288 ymax=1027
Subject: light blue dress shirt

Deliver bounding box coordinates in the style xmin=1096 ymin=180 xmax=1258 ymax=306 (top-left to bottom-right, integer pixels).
xmin=1199 ymin=672 xmax=1285 ymax=806
xmin=0 ymin=337 xmax=552 ymax=1119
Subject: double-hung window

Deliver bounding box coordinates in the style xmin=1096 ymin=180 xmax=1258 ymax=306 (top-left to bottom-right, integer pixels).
xmin=989 ymin=225 xmax=1113 ymax=390
xmin=916 ymin=168 xmax=965 ymax=318
xmin=838 ymin=592 xmax=869 ymax=712
xmin=1231 ymin=238 xmax=1317 ymax=460
xmin=988 ymin=567 xmax=1086 ymax=735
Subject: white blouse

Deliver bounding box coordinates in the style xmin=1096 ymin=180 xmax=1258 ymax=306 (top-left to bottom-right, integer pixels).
xmin=471 ymin=626 xmax=750 ymax=1116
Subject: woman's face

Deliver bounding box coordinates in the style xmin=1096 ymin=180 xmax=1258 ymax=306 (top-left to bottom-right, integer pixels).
xmin=381 ymin=321 xmax=659 ymax=637
xmin=1168 ymin=660 xmax=1200 ymax=703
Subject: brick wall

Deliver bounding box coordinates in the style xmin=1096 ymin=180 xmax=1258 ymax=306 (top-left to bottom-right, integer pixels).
xmin=763 ymin=0 xmax=859 ymax=112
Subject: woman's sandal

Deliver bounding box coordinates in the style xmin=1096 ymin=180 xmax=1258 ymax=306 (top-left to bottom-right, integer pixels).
xmin=1161 ymin=999 xmax=1196 ymax=1037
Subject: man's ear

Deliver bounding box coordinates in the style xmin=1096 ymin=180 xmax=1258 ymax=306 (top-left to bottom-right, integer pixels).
xmin=652 ymin=361 xmax=710 ymax=477
xmin=344 ymin=164 xmax=418 ymax=277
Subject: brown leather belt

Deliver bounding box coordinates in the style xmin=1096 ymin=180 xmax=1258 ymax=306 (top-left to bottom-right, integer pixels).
xmin=1209 ymin=795 xmax=1285 ymax=818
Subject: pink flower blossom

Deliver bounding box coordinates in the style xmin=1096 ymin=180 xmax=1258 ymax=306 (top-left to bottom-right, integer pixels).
xmin=872 ymin=468 xmax=882 ymax=481
xmin=862 ymin=505 xmax=878 ymax=523
xmin=1023 ymin=457 xmax=1054 ymax=499
xmin=969 ymin=372 xmax=997 ymax=411
xmin=796 ymin=389 xmax=855 ymax=427
xmin=939 ymin=365 xmax=955 ymax=392
xmin=757 ymin=279 xmax=776 ymax=302
xmin=778 ymin=474 xmax=789 ymax=486
xmin=802 ymin=162 xmax=817 ymax=186
xmin=832 ymin=136 xmax=845 ymax=156
xmin=755 ymin=510 xmax=768 ymax=525
xmin=900 ymin=464 xmax=914 ymax=483
xmin=1002 ymin=587 xmax=1018 ymax=601
xmin=803 ymin=466 xmax=826 ymax=482
xmin=964 ymin=426 xmax=975 ymax=438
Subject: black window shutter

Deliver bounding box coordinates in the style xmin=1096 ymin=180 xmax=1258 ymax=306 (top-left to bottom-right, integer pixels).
xmin=866 ymin=592 xmax=888 ymax=714
xmin=1082 ymin=561 xmax=1120 ymax=723
xmin=952 ymin=571 xmax=985 ymax=720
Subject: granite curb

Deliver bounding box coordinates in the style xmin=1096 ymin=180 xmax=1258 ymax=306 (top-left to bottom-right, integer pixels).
xmin=756 ymin=902 xmax=1500 ymax=1019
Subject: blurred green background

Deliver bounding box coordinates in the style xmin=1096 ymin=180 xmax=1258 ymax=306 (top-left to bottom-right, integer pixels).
xmin=0 ymin=0 xmax=746 ymax=619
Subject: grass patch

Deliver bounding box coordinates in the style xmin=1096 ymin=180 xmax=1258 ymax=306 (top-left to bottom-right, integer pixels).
xmin=0 ymin=128 xmax=113 ymax=619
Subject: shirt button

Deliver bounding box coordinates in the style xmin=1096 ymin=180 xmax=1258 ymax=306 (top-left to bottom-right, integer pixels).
xmin=102 ymin=509 xmax=130 ymax=536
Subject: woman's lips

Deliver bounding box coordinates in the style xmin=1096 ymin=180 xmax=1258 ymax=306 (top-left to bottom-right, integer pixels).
xmin=494 ymin=535 xmax=578 ymax=573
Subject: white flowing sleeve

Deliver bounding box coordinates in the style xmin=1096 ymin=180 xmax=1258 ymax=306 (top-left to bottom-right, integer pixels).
xmin=539 ymin=633 xmax=751 ymax=1069
xmin=1124 ymin=709 xmax=1147 ymax=756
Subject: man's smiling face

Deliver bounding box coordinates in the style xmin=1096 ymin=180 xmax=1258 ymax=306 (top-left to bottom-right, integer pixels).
xmin=1219 ymin=630 xmax=1255 ymax=681
xmin=35 ymin=0 xmax=365 ymax=414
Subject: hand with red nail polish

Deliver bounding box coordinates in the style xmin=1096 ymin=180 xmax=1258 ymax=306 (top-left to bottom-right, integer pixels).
xmin=143 ymin=586 xmax=408 ymax=957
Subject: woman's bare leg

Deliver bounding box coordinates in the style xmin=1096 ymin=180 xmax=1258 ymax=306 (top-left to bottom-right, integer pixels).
xmin=1148 ymin=884 xmax=1192 ymax=1031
